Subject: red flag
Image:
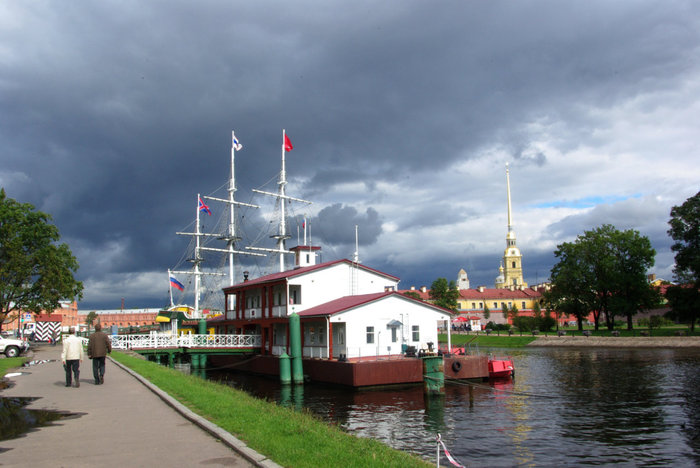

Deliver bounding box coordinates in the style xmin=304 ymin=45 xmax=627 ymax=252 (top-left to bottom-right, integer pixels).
xmin=284 ymin=134 xmax=293 ymax=152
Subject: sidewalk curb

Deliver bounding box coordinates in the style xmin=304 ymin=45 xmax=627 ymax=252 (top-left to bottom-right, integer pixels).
xmin=109 ymin=356 xmax=283 ymax=468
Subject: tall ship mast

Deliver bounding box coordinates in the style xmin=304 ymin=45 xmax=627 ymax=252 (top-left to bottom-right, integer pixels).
xmin=168 ymin=131 xmax=263 ymax=318
xmin=248 ymin=129 xmax=312 ymax=272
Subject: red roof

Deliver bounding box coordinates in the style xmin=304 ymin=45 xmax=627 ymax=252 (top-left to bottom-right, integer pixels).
xmin=458 ymin=288 xmax=542 ymax=300
xmin=297 ymin=291 xmax=451 ymax=318
xmin=35 ymin=314 xmax=62 ymax=322
xmin=223 ymin=259 xmax=399 ymax=292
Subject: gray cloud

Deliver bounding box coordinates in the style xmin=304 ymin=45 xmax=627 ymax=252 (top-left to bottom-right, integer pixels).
xmin=1 ymin=1 xmax=698 ymax=308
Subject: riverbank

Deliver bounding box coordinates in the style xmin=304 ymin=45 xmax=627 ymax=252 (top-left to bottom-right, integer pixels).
xmin=530 ymin=335 xmax=700 ymax=348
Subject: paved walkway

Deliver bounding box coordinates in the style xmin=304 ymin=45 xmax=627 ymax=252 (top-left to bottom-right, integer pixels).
xmin=0 ymin=345 xmax=280 ymax=467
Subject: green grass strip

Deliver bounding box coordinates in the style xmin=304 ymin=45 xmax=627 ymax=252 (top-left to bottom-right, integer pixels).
xmin=0 ymin=357 xmax=27 ymax=376
xmin=442 ymin=334 xmax=536 ymax=347
xmin=111 ymin=352 xmax=430 ymax=468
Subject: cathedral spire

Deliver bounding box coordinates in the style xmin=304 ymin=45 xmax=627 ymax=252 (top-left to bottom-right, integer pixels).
xmin=506 ymin=163 xmax=513 ymax=235
xmin=496 ymin=163 xmax=527 ymax=289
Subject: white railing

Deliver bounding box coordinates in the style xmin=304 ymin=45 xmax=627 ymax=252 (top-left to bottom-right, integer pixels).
xmin=111 ymin=334 xmax=261 ymax=350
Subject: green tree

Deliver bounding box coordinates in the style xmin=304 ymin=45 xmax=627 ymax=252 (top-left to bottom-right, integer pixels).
xmin=546 ymin=241 xmax=596 ymax=331
xmin=509 ymin=304 xmax=519 ymax=322
xmin=429 ymin=278 xmax=459 ymax=312
xmin=85 ymin=311 xmax=98 ymax=330
xmin=483 ymin=304 xmax=491 ymax=320
xmin=547 ymin=225 xmax=657 ymax=331
xmin=501 ymin=303 xmax=509 ymax=321
xmin=604 ymin=227 xmax=660 ymax=330
xmin=402 ymin=291 xmax=422 ymax=300
xmin=0 ymin=189 xmax=83 ymax=331
xmin=667 ymin=191 xmax=700 ymax=331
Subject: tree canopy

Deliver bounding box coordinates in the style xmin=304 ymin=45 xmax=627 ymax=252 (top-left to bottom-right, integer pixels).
xmin=0 ymin=189 xmax=83 ymax=330
xmin=666 ymin=191 xmax=700 ymax=330
xmin=547 ymin=224 xmax=658 ymax=330
xmin=429 ymin=277 xmax=459 ymax=312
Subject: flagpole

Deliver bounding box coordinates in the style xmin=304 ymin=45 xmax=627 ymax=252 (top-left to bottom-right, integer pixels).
xmin=279 ymin=129 xmax=288 ymax=272
xmin=168 ymin=269 xmax=174 ymax=306
xmin=194 ymin=193 xmax=201 ymax=318
xmin=229 ymin=131 xmax=236 ymax=286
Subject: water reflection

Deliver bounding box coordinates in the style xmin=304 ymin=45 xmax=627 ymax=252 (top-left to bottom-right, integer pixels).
xmin=0 ymin=397 xmax=78 ymax=441
xmin=205 ymin=348 xmax=700 ymax=466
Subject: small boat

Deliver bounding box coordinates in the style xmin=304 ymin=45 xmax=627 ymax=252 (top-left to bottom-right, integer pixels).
xmin=488 ymin=358 xmax=514 ymax=379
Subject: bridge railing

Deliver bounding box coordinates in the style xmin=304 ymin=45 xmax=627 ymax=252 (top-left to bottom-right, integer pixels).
xmin=111 ymin=334 xmax=261 ymax=350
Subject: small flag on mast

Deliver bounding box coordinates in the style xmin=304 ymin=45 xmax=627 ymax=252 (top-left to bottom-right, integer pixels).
xmin=232 ymin=132 xmax=242 ymax=151
xmin=284 ymin=133 xmax=293 ymax=152
xmin=198 ymin=196 xmax=212 ymax=215
xmin=170 ymin=275 xmax=185 ymax=291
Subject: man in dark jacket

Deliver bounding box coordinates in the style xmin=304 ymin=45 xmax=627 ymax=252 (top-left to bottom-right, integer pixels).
xmin=87 ymin=323 xmax=112 ymax=385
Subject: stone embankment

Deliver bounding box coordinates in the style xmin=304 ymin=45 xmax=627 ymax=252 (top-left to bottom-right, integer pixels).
xmin=530 ymin=335 xmax=700 ymax=348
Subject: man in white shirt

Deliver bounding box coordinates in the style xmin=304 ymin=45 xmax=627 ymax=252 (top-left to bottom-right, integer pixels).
xmin=61 ymin=327 xmax=84 ymax=388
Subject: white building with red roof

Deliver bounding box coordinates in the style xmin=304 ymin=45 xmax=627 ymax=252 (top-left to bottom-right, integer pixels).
xmin=217 ymin=255 xmax=452 ymax=359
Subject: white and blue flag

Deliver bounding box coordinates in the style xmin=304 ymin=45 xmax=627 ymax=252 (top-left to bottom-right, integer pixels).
xmin=232 ymin=131 xmax=243 ymax=151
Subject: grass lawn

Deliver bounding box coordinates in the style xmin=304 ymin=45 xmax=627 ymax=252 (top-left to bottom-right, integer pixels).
xmin=111 ymin=352 xmax=431 ymax=468
xmin=0 ymin=357 xmax=27 ymax=376
xmin=441 ymin=333 xmax=536 ymax=348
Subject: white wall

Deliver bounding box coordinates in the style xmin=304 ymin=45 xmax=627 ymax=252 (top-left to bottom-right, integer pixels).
xmin=329 ymin=295 xmax=449 ymax=359
xmin=289 ymin=263 xmax=399 ymax=313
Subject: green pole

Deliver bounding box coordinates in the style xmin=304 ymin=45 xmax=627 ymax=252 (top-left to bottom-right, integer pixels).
xmin=289 ymin=313 xmax=304 ymax=384
xmin=422 ymin=356 xmax=444 ymax=395
xmin=279 ymin=352 xmax=291 ymax=385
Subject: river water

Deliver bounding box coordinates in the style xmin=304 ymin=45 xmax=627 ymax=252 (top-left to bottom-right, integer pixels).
xmin=208 ymin=347 xmax=700 ymax=467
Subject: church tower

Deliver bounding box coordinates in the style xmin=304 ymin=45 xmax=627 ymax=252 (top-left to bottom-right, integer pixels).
xmin=496 ymin=164 xmax=527 ymax=289
xmin=457 ymin=268 xmax=470 ymax=290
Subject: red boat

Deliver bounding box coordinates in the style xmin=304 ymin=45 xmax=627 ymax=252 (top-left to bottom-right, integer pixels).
xmin=488 ymin=358 xmax=514 ymax=379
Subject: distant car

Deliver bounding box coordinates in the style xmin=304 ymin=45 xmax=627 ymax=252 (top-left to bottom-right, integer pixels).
xmin=0 ymin=336 xmax=30 ymax=358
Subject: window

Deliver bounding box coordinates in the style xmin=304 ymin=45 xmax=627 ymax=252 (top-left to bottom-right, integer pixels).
xmin=522 ymin=302 xmax=526 ymax=309
xmin=309 ymin=327 xmax=315 ymax=344
xmin=391 ymin=327 xmax=398 ymax=342
xmin=289 ymin=285 xmax=301 ymax=305
xmin=512 ymin=261 xmax=516 ymax=268
xmin=471 ymin=302 xmax=476 ymax=309
xmin=412 ymin=325 xmax=420 ymax=342
xmin=494 ymin=302 xmax=498 ymax=308
xmin=366 ymin=326 xmax=374 ymax=344
xmin=479 ymin=302 xmax=483 ymax=308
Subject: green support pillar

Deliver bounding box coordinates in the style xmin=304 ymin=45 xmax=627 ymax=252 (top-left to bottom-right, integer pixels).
xmin=191 ymin=353 xmax=200 ymax=368
xmin=289 ymin=313 xmax=304 ymax=384
xmin=167 ymin=352 xmax=175 ymax=368
xmin=279 ymin=352 xmax=291 ymax=385
xmin=422 ymin=356 xmax=445 ymax=395
xmin=198 ymin=319 xmax=207 ymax=334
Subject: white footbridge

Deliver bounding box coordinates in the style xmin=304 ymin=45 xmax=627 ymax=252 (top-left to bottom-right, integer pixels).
xmin=111 ymin=333 xmax=261 ymax=350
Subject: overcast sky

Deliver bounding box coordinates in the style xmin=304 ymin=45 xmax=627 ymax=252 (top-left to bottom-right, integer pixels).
xmin=2 ymin=1 xmax=699 ymax=311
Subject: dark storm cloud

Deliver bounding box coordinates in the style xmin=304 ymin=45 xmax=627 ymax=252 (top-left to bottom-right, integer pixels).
xmin=312 ymin=204 xmax=382 ymax=246
xmin=1 ymin=1 xmax=698 ymax=308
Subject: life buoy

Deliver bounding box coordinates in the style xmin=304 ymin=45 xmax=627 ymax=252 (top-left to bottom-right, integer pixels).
xmin=452 ymin=360 xmax=462 ymax=372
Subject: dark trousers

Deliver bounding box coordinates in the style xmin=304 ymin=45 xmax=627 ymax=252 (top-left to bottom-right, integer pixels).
xmin=65 ymin=360 xmax=80 ymax=386
xmin=92 ymin=357 xmax=106 ymax=383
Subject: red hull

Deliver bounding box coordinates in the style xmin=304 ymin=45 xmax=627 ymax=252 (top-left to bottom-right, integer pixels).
xmin=488 ymin=359 xmax=514 ymax=379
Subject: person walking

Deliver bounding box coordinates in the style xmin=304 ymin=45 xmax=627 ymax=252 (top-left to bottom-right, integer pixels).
xmin=87 ymin=323 xmax=112 ymax=385
xmin=61 ymin=327 xmax=84 ymax=388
